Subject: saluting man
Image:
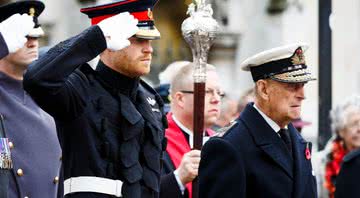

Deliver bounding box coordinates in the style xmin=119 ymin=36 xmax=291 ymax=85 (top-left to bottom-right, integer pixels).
xmin=23 ymin=0 xmax=167 ymax=197
xmin=0 ymin=1 xmax=62 ymax=198
xmin=0 ymin=9 xmax=35 ymax=198
xmin=199 ymin=43 xmax=318 ymax=198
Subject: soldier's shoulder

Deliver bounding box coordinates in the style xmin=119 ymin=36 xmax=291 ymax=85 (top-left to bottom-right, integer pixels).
xmin=140 ymin=80 xmax=157 ymax=95
xmin=215 ymin=120 xmax=239 ymax=137
xmin=343 ymin=149 xmax=360 ymax=163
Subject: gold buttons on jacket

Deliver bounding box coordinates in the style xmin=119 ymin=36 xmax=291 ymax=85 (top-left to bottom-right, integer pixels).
xmin=8 ymin=141 xmax=14 ymax=149
xmin=53 ymin=176 xmax=59 ymax=184
xmin=16 ymin=169 xmax=23 ymax=176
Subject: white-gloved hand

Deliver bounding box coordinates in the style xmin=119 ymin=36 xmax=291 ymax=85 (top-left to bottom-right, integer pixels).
xmin=0 ymin=13 xmax=34 ymax=53
xmin=97 ymin=12 xmax=139 ymax=51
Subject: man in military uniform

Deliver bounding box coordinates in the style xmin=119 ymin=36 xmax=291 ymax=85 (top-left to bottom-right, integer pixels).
xmin=23 ymin=0 xmax=167 ymax=197
xmin=0 ymin=1 xmax=62 ymax=198
xmin=199 ymin=43 xmax=318 ymax=198
xmin=0 ymin=11 xmax=35 ymax=198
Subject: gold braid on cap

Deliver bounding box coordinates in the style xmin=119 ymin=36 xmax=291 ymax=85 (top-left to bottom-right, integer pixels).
xmin=273 ymin=68 xmax=313 ymax=82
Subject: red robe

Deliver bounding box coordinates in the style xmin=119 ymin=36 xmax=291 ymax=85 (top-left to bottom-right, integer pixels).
xmin=165 ymin=112 xmax=215 ymax=198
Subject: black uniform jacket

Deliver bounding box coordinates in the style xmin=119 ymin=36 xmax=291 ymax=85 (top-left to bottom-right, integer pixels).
xmin=335 ymin=148 xmax=360 ymax=198
xmin=199 ymin=103 xmax=317 ymax=198
xmin=23 ymin=26 xmax=167 ymax=198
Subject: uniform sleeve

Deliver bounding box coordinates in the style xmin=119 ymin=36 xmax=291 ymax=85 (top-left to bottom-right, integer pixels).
xmin=0 ymin=33 xmax=9 ymax=59
xmin=160 ymin=172 xmax=184 ymax=198
xmin=23 ymin=25 xmax=107 ymax=119
xmin=160 ymin=151 xmax=184 ymax=198
xmin=199 ymin=137 xmax=246 ymax=198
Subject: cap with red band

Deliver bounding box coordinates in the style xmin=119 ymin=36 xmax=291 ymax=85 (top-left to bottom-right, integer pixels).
xmin=80 ymin=0 xmax=161 ymax=40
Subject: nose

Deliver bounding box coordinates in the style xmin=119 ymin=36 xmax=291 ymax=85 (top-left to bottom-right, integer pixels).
xmin=296 ymin=84 xmax=305 ymax=100
xmin=26 ymin=37 xmax=39 ymax=48
xmin=142 ymin=40 xmax=153 ymax=54
xmin=209 ymin=93 xmax=221 ymax=104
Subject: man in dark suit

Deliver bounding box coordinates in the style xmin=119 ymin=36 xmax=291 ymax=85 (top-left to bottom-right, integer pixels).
xmin=23 ymin=0 xmax=167 ymax=197
xmin=199 ymin=43 xmax=318 ymax=198
xmin=160 ymin=63 xmax=222 ymax=198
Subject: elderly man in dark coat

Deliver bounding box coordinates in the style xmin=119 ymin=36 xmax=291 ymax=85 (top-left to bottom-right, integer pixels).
xmin=199 ymin=43 xmax=318 ymax=198
xmin=23 ymin=0 xmax=167 ymax=197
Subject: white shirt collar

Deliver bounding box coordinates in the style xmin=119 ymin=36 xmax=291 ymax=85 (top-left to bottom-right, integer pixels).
xmin=171 ymin=114 xmax=210 ymax=148
xmin=253 ymin=103 xmax=281 ymax=133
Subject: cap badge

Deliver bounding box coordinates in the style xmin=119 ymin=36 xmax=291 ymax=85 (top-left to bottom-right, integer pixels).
xmin=147 ymin=8 xmax=153 ymax=20
xmin=291 ymin=47 xmax=306 ymax=65
xmin=29 ymin=7 xmax=35 ymax=17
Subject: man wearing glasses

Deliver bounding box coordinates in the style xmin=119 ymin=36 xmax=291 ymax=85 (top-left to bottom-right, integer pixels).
xmin=160 ymin=63 xmax=223 ymax=198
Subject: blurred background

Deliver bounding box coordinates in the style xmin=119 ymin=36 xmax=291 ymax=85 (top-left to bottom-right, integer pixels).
xmin=1 ymin=0 xmax=360 ymax=151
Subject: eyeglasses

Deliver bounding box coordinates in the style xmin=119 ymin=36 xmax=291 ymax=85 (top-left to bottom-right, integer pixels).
xmin=180 ymin=88 xmax=225 ymax=99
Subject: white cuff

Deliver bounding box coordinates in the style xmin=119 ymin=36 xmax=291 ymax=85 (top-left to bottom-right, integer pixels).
xmin=173 ymin=169 xmax=186 ymax=195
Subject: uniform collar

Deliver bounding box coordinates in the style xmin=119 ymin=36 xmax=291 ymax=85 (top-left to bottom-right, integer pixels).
xmin=253 ymin=103 xmax=282 ymax=133
xmin=95 ymin=61 xmax=139 ymax=100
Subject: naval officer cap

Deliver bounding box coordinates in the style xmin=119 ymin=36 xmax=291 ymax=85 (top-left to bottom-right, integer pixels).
xmin=240 ymin=43 xmax=316 ymax=83
xmin=0 ymin=0 xmax=45 ymax=38
xmin=81 ymin=0 xmax=161 ymax=40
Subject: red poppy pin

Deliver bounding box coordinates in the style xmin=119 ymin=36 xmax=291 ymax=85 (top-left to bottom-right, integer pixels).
xmin=305 ymin=142 xmax=311 ymax=160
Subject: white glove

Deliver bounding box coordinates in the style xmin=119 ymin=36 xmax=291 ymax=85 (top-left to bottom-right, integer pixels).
xmin=0 ymin=13 xmax=34 ymax=53
xmin=97 ymin=12 xmax=139 ymax=51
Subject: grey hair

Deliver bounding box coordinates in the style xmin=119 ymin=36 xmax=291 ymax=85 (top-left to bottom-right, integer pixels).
xmin=158 ymin=61 xmax=191 ymax=84
xmin=330 ymin=94 xmax=360 ymax=135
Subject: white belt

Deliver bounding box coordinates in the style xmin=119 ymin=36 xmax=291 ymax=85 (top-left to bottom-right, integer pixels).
xmin=64 ymin=176 xmax=123 ymax=197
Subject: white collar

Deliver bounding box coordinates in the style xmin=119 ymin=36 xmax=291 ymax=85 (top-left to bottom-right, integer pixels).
xmin=253 ymin=103 xmax=282 ymax=133
xmin=171 ymin=114 xmax=210 ymax=148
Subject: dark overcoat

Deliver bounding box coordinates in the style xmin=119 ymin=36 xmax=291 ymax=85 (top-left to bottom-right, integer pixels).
xmin=199 ymin=103 xmax=317 ymax=198
xmin=23 ymin=26 xmax=167 ymax=198
xmin=335 ymin=148 xmax=360 ymax=198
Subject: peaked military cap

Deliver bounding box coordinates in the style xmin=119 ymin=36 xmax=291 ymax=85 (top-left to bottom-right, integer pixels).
xmin=0 ymin=0 xmax=45 ymax=37
xmin=80 ymin=0 xmax=161 ymax=40
xmin=240 ymin=43 xmax=316 ymax=83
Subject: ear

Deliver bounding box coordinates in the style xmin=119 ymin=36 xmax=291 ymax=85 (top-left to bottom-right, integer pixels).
xmin=173 ymin=92 xmax=186 ymax=109
xmin=256 ymin=80 xmax=270 ymax=101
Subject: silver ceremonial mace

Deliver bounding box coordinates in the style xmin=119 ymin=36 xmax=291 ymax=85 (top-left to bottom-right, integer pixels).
xmin=181 ymin=0 xmax=219 ymax=197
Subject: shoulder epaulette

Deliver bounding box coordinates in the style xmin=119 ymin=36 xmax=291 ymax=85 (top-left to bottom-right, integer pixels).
xmin=215 ymin=120 xmax=238 ymax=137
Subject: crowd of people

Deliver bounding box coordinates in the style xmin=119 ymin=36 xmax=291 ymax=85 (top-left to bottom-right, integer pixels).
xmin=0 ymin=0 xmax=359 ymax=198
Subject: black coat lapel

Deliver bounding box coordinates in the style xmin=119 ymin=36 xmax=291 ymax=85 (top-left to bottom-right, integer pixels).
xmin=288 ymin=124 xmax=307 ymax=198
xmin=240 ymin=103 xmax=294 ymax=179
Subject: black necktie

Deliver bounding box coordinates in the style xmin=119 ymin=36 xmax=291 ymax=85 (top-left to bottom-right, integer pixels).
xmin=278 ymin=128 xmax=292 ymax=156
